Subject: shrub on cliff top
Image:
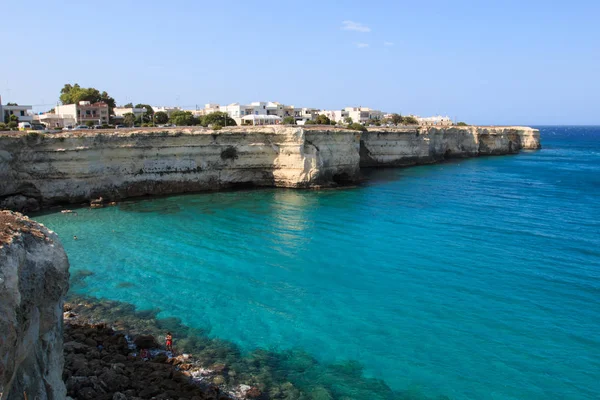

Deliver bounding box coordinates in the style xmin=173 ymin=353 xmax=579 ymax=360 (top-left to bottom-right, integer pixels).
xmin=202 ymin=112 xmax=236 ymax=127
xmin=283 ymin=116 xmax=296 ymax=125
xmin=457 ymin=122 xmax=468 ymax=126
xmin=348 ymin=123 xmax=367 ymax=132
xmin=315 ymin=114 xmax=331 ymax=125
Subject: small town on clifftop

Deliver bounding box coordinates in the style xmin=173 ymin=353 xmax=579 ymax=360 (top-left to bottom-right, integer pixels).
xmin=0 ymin=84 xmax=462 ymax=133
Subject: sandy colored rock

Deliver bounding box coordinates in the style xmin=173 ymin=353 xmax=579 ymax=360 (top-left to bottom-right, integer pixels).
xmin=0 ymin=126 xmax=360 ymax=211
xmin=0 ymin=211 xmax=70 ymax=400
xmin=360 ymin=126 xmax=541 ymax=167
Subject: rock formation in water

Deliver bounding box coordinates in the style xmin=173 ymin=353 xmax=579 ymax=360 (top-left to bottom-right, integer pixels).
xmin=0 ymin=211 xmax=69 ymax=400
xmin=0 ymin=125 xmax=540 ymax=211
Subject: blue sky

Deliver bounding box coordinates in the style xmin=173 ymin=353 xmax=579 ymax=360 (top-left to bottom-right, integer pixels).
xmin=1 ymin=0 xmax=598 ymax=125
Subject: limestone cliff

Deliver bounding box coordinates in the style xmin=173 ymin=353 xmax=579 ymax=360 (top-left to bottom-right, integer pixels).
xmin=360 ymin=126 xmax=540 ymax=167
xmin=0 ymin=125 xmax=539 ymax=211
xmin=0 ymin=211 xmax=70 ymax=400
xmin=0 ymin=127 xmax=359 ymax=211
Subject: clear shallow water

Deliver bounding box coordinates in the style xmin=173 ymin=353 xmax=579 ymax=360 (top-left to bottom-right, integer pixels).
xmin=37 ymin=126 xmax=600 ymax=399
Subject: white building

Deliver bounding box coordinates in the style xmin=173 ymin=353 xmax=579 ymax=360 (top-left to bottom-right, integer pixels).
xmin=33 ymin=112 xmax=75 ymax=129
xmin=0 ymin=96 xmax=33 ymax=123
xmin=114 ymin=107 xmax=148 ymax=118
xmin=205 ymin=101 xmax=319 ymax=125
xmin=319 ymin=107 xmax=383 ymax=124
xmin=320 ymin=109 xmax=350 ymax=123
xmin=215 ymin=102 xmax=268 ymax=125
xmin=152 ymin=106 xmax=182 ymax=117
xmin=415 ymin=115 xmax=453 ymax=126
xmin=54 ymin=101 xmax=110 ymax=126
xmin=344 ymin=107 xmax=384 ymax=123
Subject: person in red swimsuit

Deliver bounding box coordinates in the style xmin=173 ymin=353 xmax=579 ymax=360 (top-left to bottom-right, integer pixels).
xmin=165 ymin=332 xmax=173 ymax=352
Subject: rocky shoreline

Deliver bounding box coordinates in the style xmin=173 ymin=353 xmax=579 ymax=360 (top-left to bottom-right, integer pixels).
xmin=63 ymin=300 xmax=262 ymax=400
xmin=62 ymin=294 xmax=414 ymax=400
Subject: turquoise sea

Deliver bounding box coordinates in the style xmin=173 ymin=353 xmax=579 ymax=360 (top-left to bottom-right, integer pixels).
xmin=36 ymin=126 xmax=600 ymax=399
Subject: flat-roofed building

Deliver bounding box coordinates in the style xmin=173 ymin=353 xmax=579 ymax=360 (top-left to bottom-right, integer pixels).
xmin=54 ymin=101 xmax=109 ymax=125
xmin=0 ymin=96 xmax=33 ymax=123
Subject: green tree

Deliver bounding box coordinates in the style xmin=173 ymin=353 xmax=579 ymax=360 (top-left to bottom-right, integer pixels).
xmin=404 ymin=116 xmax=418 ymax=125
xmin=123 ymin=113 xmax=136 ymax=127
xmin=283 ymin=116 xmax=296 ymax=125
xmin=123 ymin=102 xmax=133 ymax=108
xmin=348 ymin=123 xmax=367 ymax=132
xmin=85 ymin=120 xmax=95 ymax=127
xmin=305 ymin=120 xmax=316 ymax=125
xmin=59 ymin=83 xmax=116 ymax=110
xmin=343 ymin=116 xmax=353 ymax=125
xmin=135 ymin=104 xmax=154 ymax=123
xmin=169 ymin=110 xmax=195 ymax=126
xmin=390 ymin=113 xmax=404 ymax=125
xmin=6 ymin=102 xmax=18 ymax=106
xmin=155 ymin=111 xmax=169 ymax=124
xmin=0 ymin=122 xmax=7 ymax=130
xmin=456 ymin=121 xmax=468 ymax=126
xmin=202 ymin=111 xmax=236 ymax=127
xmin=315 ymin=114 xmax=331 ymax=125
xmin=8 ymin=121 xmax=18 ymax=130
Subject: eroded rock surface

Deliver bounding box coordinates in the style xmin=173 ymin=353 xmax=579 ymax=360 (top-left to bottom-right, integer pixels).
xmin=0 ymin=125 xmax=540 ymax=211
xmin=0 ymin=211 xmax=70 ymax=399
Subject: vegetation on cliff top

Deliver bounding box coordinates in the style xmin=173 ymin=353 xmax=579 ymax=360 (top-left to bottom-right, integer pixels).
xmin=59 ymin=83 xmax=116 ymax=109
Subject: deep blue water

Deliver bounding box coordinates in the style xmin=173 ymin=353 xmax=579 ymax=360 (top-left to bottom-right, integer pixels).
xmin=36 ymin=126 xmax=600 ymax=399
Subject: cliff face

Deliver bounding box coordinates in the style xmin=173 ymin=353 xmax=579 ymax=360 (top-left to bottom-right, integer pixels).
xmin=0 ymin=126 xmax=539 ymax=211
xmin=0 ymin=211 xmax=69 ymax=400
xmin=0 ymin=127 xmax=360 ymax=211
xmin=360 ymin=126 xmax=541 ymax=167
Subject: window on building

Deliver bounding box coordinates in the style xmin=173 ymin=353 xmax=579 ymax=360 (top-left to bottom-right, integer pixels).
xmin=20 ymin=111 xmax=25 ymax=116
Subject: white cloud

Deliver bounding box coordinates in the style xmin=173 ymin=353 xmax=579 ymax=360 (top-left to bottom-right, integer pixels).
xmin=355 ymin=43 xmax=369 ymax=48
xmin=342 ymin=20 xmax=371 ymax=33
xmin=384 ymin=41 xmax=394 ymax=46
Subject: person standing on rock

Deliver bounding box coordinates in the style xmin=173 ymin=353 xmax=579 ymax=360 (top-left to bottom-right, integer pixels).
xmin=166 ymin=332 xmax=173 ymax=352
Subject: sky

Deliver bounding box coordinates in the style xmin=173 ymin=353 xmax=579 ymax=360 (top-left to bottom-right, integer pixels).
xmin=1 ymin=0 xmax=599 ymax=125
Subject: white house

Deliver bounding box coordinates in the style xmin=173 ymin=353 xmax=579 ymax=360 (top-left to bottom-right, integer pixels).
xmin=0 ymin=96 xmax=33 ymax=123
xmin=319 ymin=107 xmax=383 ymax=124
xmin=320 ymin=109 xmax=350 ymax=123
xmin=54 ymin=101 xmax=109 ymax=126
xmin=114 ymin=106 xmax=148 ymax=118
xmin=344 ymin=107 xmax=384 ymax=123
xmin=215 ymin=102 xmax=268 ymax=125
xmin=152 ymin=106 xmax=182 ymax=117
xmin=415 ymin=115 xmax=453 ymax=126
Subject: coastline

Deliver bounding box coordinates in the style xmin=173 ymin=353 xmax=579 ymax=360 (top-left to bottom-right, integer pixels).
xmin=0 ymin=125 xmax=540 ymax=212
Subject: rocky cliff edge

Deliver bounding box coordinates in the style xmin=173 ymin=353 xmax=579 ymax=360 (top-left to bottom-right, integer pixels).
xmin=0 ymin=210 xmax=69 ymax=400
